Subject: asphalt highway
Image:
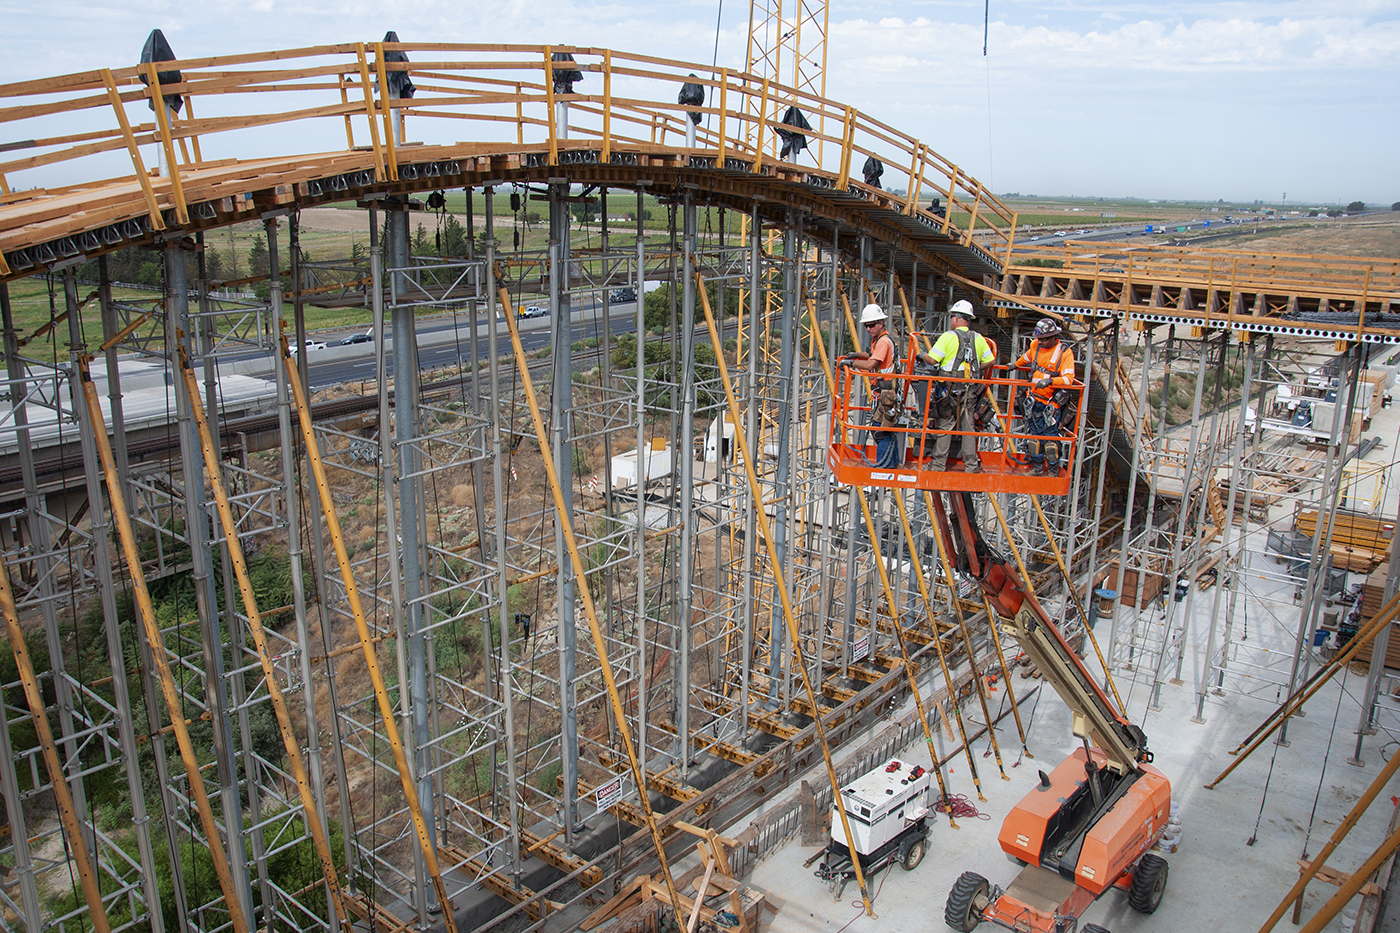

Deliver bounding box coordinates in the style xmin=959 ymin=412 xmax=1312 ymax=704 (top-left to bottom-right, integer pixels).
xmin=1017 ymin=215 xmax=1261 ymax=247
xmin=246 ymin=299 xmax=640 ymax=388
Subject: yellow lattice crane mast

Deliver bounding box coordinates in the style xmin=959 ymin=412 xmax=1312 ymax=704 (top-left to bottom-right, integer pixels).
xmin=737 ymin=0 xmax=832 ymax=366
xmin=745 ymin=0 xmax=830 ymax=161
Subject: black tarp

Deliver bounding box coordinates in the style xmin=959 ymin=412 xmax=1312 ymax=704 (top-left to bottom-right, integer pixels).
xmin=139 ymin=29 xmax=183 ymax=113
xmin=862 ymin=155 xmax=884 ymax=189
xmin=678 ymin=75 xmax=705 ymax=125
xmin=551 ymin=52 xmax=582 ymax=94
xmin=776 ymin=105 xmax=811 ymax=160
xmin=380 ymin=31 xmax=415 ymax=99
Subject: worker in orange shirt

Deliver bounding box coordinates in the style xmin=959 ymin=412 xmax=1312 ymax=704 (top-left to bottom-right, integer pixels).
xmin=1014 ymin=318 xmax=1077 ymax=474
xmin=840 ymin=304 xmax=901 ymax=468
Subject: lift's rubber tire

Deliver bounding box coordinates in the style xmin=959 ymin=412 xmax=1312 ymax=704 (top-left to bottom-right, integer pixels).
xmin=900 ymin=837 xmax=925 ymax=871
xmin=1081 ymin=924 xmax=1111 ymax=933
xmin=944 ymin=871 xmax=989 ymax=931
xmin=1127 ymin=853 xmax=1169 ymax=914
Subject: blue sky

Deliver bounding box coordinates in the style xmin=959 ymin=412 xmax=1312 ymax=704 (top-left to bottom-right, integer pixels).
xmin=3 ymin=1 xmax=1396 ymax=204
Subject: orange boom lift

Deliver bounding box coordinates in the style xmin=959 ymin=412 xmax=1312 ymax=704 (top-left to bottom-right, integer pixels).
xmin=828 ymin=358 xmax=1171 ymax=933
xmin=935 ymin=491 xmax=1171 ymax=933
xmin=828 ymin=335 xmax=1084 ymax=495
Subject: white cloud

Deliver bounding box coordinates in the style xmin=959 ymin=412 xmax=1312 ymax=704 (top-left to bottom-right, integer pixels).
xmin=821 ymin=5 xmax=1398 ymax=200
xmin=834 ymin=13 xmax=1400 ymax=74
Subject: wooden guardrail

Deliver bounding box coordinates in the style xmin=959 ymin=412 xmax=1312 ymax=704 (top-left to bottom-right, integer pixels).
xmin=1006 ymin=242 xmax=1398 ymax=305
xmin=0 ymin=42 xmax=1017 ymax=276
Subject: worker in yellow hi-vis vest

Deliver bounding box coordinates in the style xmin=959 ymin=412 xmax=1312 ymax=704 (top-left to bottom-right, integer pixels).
xmin=917 ymin=300 xmax=995 ymax=472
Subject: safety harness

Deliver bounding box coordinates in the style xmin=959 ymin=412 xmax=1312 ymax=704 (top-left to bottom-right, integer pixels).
xmin=1026 ymin=338 xmax=1067 ymax=386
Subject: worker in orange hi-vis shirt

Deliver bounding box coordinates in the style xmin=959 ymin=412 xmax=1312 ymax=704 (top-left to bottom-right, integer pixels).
xmin=1013 ymin=318 xmax=1077 ymax=475
xmin=840 ymin=303 xmax=901 ymax=468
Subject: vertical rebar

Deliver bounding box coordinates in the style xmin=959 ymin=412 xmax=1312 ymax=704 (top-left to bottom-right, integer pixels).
xmin=740 ymin=202 xmax=760 ymax=732
xmin=1197 ymin=337 xmax=1256 ymax=722
xmin=635 ymin=187 xmax=650 ymax=766
xmin=82 ymin=266 xmax=167 ymax=930
xmin=267 ymin=217 xmax=339 ymax=927
xmin=1172 ymin=333 xmax=1231 ymax=685
xmin=1078 ymin=321 xmax=1119 ymax=606
xmin=765 ymin=212 xmax=798 ymax=704
xmin=1218 ymin=335 xmax=1274 ymax=691
xmin=166 ymin=243 xmax=256 ymax=925
xmin=1148 ymin=333 xmax=1210 ymax=710
xmin=678 ymin=194 xmax=696 ymax=778
xmin=1107 ymin=328 xmax=1155 ymax=675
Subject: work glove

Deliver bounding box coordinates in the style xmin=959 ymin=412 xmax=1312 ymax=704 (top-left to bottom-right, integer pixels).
xmin=1034 ymin=376 xmax=1053 ymax=390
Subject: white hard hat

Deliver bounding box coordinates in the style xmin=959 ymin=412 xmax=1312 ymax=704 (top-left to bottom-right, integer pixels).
xmin=949 ymin=299 xmax=975 ymax=320
xmin=859 ymin=303 xmax=888 ymax=325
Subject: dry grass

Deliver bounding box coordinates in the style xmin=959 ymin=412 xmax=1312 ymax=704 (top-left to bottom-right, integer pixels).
xmin=1195 ymin=212 xmax=1400 ymax=259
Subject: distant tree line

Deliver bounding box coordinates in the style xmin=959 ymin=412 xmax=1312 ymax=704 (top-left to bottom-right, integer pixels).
xmin=77 ymin=244 xmax=233 ymax=290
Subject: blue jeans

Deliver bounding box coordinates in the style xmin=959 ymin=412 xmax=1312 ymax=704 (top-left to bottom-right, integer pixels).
xmin=874 ymin=431 xmax=900 ymax=468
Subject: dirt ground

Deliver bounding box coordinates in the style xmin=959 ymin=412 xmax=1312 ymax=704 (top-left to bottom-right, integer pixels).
xmin=1193 ymin=212 xmax=1400 ymax=258
xmin=297 ymin=207 xmax=373 ymax=234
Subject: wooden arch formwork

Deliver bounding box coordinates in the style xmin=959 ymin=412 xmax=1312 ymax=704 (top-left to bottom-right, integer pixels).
xmin=0 ymin=39 xmax=1398 ymax=933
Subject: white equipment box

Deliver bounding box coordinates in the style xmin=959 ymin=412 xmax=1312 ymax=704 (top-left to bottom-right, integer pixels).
xmin=610 ymin=441 xmax=672 ymax=488
xmin=832 ymin=757 xmax=933 ymax=856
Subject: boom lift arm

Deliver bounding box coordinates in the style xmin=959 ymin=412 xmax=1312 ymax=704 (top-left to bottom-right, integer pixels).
xmin=935 ymin=491 xmax=1171 ymax=933
xmin=933 ymin=492 xmax=1149 ymax=775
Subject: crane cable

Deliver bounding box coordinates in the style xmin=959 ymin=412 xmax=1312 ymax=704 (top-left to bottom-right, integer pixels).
xmin=983 ymin=1 xmax=996 ymax=195
xmin=706 ymin=0 xmax=725 ymax=130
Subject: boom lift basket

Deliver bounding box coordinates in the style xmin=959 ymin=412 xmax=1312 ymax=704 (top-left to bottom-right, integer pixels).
xmin=828 ymin=339 xmax=1083 ymax=494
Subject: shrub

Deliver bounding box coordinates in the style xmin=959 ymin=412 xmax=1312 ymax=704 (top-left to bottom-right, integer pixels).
xmin=534 ymin=760 xmax=563 ymax=793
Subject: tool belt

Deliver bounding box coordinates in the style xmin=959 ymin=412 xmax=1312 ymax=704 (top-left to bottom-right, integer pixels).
xmin=873 ymin=379 xmax=903 ymax=428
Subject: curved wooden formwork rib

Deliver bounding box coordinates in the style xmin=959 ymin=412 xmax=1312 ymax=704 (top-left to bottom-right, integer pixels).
xmin=965 ymin=242 xmax=1400 ymax=345
xmin=0 ymin=42 xmax=1013 ymax=285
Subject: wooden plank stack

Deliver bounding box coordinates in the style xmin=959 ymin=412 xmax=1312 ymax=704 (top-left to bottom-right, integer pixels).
xmin=1361 ymin=370 xmax=1390 ymax=417
xmin=1295 ymin=507 xmax=1393 ymax=574
xmin=1353 ymin=562 xmax=1400 ymax=671
xmin=1214 ymin=469 xmax=1275 ymax=524
xmin=1099 ymin=560 xmax=1165 ymax=608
